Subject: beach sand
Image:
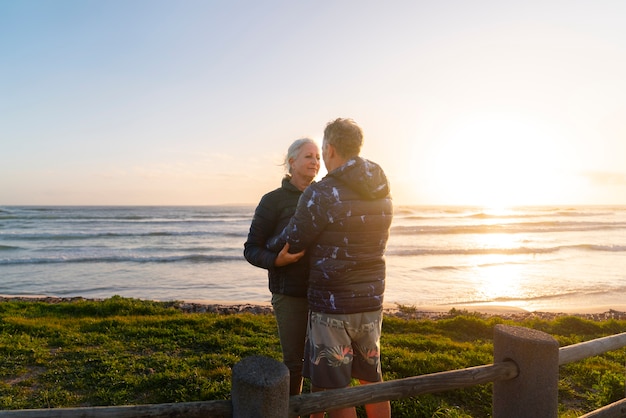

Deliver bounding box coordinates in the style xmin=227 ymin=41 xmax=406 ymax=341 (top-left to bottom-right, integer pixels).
xmin=4 ymin=295 xmax=625 ymax=322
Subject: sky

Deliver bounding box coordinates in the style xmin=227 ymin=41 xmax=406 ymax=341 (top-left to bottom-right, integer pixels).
xmin=2 ymin=1 xmax=626 ymax=207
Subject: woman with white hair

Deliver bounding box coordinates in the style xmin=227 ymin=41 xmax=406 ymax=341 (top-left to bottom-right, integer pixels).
xmin=244 ymin=137 xmax=320 ymax=396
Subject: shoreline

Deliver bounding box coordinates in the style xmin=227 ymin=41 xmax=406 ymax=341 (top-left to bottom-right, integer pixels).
xmin=2 ymin=294 xmax=626 ymax=321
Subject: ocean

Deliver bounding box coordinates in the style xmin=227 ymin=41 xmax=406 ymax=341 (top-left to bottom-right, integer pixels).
xmin=1 ymin=205 xmax=625 ymax=313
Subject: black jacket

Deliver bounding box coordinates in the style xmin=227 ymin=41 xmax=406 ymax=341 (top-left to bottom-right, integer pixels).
xmin=268 ymin=157 xmax=393 ymax=314
xmin=244 ymin=176 xmax=309 ymax=297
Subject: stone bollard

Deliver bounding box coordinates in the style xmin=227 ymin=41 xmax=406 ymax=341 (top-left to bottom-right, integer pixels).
xmin=231 ymin=355 xmax=290 ymax=418
xmin=493 ymin=324 xmax=560 ymax=418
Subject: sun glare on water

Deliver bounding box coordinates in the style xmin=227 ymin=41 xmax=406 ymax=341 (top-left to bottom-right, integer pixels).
xmin=470 ymin=232 xmax=527 ymax=301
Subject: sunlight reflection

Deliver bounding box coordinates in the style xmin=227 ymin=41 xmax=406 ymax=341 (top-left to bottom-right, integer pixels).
xmin=470 ymin=233 xmax=526 ymax=301
xmin=477 ymin=260 xmax=524 ymax=300
xmin=474 ymin=232 xmax=522 ymax=248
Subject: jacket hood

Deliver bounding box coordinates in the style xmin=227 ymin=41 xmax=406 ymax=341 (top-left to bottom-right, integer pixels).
xmin=328 ymin=157 xmax=390 ymax=199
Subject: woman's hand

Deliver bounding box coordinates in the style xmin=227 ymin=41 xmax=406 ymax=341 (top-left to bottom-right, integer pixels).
xmin=274 ymin=242 xmax=305 ymax=267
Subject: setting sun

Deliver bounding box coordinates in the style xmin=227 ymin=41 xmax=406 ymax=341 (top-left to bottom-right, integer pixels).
xmin=410 ymin=111 xmax=578 ymax=207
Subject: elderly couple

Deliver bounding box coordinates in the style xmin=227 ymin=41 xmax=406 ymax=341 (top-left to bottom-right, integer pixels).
xmin=244 ymin=118 xmax=392 ymax=418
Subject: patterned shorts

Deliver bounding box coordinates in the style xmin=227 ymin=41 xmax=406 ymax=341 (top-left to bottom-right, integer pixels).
xmin=303 ymin=309 xmax=383 ymax=389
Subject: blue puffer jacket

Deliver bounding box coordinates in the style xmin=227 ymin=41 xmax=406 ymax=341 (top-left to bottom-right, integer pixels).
xmin=268 ymin=157 xmax=393 ymax=314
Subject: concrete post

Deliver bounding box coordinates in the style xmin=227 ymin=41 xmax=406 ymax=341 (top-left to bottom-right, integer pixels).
xmin=493 ymin=324 xmax=560 ymax=418
xmin=231 ymin=355 xmax=290 ymax=418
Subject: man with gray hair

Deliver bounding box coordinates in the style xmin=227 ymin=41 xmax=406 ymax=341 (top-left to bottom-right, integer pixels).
xmin=269 ymin=118 xmax=393 ymax=418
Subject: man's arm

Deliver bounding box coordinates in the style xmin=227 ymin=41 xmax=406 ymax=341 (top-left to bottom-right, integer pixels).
xmin=267 ymin=187 xmax=327 ymax=254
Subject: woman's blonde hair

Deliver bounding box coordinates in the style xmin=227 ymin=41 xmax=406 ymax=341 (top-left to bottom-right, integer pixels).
xmin=284 ymin=137 xmax=317 ymax=174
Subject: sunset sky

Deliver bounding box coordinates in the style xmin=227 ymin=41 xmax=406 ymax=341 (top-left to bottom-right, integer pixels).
xmin=2 ymin=1 xmax=626 ymax=207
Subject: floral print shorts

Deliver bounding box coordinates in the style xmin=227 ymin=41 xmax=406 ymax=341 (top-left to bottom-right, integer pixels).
xmin=303 ymin=309 xmax=383 ymax=389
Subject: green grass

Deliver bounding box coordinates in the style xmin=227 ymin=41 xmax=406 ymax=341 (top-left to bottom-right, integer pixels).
xmin=0 ymin=296 xmax=625 ymax=417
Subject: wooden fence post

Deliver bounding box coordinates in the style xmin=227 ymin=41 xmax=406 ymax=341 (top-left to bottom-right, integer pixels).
xmin=492 ymin=324 xmax=560 ymax=418
xmin=231 ymin=356 xmax=289 ymax=418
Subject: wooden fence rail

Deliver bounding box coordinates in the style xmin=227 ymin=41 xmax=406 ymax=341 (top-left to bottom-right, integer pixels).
xmin=1 ymin=325 xmax=625 ymax=417
xmin=0 ymin=400 xmax=232 ymax=418
xmin=578 ymin=398 xmax=626 ymax=418
xmin=289 ymin=361 xmax=518 ymax=417
xmin=559 ymin=332 xmax=626 ymax=365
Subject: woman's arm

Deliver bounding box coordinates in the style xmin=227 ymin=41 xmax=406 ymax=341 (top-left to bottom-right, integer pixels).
xmin=243 ymin=198 xmax=281 ymax=270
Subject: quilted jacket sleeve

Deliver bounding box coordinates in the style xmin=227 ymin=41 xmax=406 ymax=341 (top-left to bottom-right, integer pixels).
xmin=244 ymin=195 xmax=279 ymax=270
xmin=266 ymin=185 xmax=328 ymax=253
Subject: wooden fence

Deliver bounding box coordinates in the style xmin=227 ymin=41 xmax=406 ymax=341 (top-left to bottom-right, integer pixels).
xmin=1 ymin=325 xmax=626 ymax=417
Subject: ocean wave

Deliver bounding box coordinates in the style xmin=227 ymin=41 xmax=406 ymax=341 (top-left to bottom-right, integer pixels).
xmin=394 ymin=205 xmax=624 ymax=219
xmin=421 ymin=259 xmax=536 ymax=272
xmin=0 ymin=245 xmax=21 ymax=251
xmin=449 ymin=286 xmax=626 ymax=306
xmin=387 ymin=246 xmax=561 ymax=256
xmin=0 ymin=230 xmax=247 ymax=241
xmin=0 ymin=206 xmax=253 ymax=223
xmin=423 ymin=265 xmax=462 ymax=271
xmin=0 ymin=254 xmax=243 ymax=266
xmin=387 ymin=243 xmax=625 ymax=257
xmin=2 ymin=217 xmax=248 ymax=227
xmin=576 ymin=244 xmax=626 ymax=252
xmin=391 ymin=221 xmax=626 ymax=235
xmin=466 ymin=210 xmax=616 ymax=219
